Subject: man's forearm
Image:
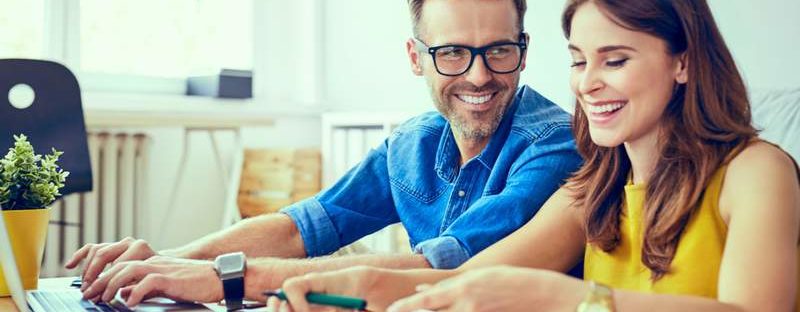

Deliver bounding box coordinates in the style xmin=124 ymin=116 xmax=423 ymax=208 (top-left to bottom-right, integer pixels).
xmin=161 ymin=213 xmax=306 ymax=260
xmin=243 ymin=253 xmax=432 ymax=300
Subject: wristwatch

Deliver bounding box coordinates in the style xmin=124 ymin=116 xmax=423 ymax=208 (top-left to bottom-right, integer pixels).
xmin=214 ymin=252 xmax=247 ymax=311
xmin=576 ymin=281 xmax=616 ymax=312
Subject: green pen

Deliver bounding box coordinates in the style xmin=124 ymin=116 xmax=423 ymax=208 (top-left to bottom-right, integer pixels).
xmin=264 ymin=290 xmax=368 ymax=311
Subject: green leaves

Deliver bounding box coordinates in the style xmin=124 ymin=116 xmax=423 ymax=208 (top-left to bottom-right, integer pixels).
xmin=0 ymin=134 xmax=69 ymax=210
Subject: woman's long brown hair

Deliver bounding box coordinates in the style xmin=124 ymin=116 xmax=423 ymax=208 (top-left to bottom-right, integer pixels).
xmin=562 ymin=0 xmax=758 ymax=280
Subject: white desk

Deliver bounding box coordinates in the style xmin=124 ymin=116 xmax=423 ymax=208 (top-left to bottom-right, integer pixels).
xmin=82 ymin=92 xmax=281 ymax=128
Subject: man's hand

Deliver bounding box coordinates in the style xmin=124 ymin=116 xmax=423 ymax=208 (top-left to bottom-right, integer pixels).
xmin=65 ymin=237 xmax=159 ymax=291
xmin=80 ymin=256 xmax=223 ymax=308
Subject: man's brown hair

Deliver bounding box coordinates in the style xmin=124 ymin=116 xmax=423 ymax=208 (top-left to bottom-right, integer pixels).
xmin=407 ymin=0 xmax=527 ymax=37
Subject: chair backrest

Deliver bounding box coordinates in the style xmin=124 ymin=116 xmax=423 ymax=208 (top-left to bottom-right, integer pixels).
xmin=750 ymin=87 xmax=800 ymax=162
xmin=0 ymin=59 xmax=93 ymax=196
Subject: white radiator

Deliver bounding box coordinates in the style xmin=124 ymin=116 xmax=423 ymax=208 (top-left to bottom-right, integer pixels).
xmin=41 ymin=132 xmax=150 ymax=277
xmin=321 ymin=112 xmax=419 ymax=254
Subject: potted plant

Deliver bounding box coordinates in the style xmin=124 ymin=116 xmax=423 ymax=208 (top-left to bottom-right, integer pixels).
xmin=0 ymin=134 xmax=68 ymax=296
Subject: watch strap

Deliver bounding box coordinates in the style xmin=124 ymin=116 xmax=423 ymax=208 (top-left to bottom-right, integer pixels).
xmin=221 ymin=276 xmax=245 ymax=311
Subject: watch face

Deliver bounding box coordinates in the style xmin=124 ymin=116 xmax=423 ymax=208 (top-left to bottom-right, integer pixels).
xmin=216 ymin=252 xmax=246 ymax=276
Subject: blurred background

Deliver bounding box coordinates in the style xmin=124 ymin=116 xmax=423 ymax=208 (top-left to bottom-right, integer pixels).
xmin=1 ymin=0 xmax=798 ymax=276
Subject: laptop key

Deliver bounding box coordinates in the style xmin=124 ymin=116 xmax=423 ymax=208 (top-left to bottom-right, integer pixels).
xmin=95 ymin=302 xmax=117 ymax=312
xmin=55 ymin=291 xmax=88 ymax=312
xmin=31 ymin=290 xmax=93 ymax=312
xmin=30 ymin=292 xmax=56 ymax=311
xmin=80 ymin=298 xmax=99 ymax=309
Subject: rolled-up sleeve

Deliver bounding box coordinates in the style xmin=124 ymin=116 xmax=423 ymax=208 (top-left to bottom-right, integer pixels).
xmin=280 ymin=140 xmax=399 ymax=257
xmin=422 ymin=125 xmax=582 ymax=267
xmin=281 ymin=198 xmax=340 ymax=257
xmin=413 ymin=236 xmax=470 ymax=269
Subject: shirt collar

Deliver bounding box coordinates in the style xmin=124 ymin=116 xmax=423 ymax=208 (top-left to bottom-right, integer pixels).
xmin=475 ymin=96 xmax=518 ymax=170
xmin=434 ymin=126 xmax=460 ymax=182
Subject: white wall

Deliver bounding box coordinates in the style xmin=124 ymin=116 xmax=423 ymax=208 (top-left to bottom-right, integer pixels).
xmin=321 ymin=1 xmax=430 ymax=111
xmin=522 ymin=1 xmax=575 ymax=111
xmin=707 ymin=0 xmax=800 ymax=90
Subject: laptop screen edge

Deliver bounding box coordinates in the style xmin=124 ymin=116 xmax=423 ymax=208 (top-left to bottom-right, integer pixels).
xmin=0 ymin=212 xmax=30 ymax=312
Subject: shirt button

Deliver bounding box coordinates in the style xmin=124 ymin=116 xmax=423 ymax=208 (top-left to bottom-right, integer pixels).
xmin=457 ymin=190 xmax=466 ymax=197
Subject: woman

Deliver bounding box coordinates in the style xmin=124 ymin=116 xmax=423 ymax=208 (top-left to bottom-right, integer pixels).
xmin=273 ymin=0 xmax=800 ymax=311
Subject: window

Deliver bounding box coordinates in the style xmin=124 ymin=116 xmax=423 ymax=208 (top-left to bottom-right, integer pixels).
xmin=0 ymin=0 xmax=45 ymax=59
xmin=79 ymin=0 xmax=253 ymax=79
xmin=1 ymin=1 xmax=253 ymax=95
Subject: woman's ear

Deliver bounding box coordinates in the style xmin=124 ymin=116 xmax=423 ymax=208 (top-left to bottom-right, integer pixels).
xmin=406 ymin=38 xmax=423 ymax=76
xmin=675 ymin=53 xmax=688 ymax=84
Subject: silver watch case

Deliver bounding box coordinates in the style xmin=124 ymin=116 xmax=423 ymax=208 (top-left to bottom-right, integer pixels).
xmin=214 ymin=251 xmax=246 ymax=280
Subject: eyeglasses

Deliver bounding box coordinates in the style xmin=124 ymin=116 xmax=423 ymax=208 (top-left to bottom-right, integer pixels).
xmin=414 ymin=33 xmax=527 ymax=76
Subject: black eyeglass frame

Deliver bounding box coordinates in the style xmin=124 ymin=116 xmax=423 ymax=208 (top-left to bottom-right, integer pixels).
xmin=415 ymin=32 xmax=528 ymax=76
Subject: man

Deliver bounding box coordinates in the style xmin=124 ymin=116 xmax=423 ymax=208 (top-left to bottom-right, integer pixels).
xmin=70 ymin=0 xmax=581 ymax=308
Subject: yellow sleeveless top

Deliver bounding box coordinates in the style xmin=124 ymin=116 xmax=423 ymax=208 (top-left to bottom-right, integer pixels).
xmin=584 ymin=166 xmax=800 ymax=310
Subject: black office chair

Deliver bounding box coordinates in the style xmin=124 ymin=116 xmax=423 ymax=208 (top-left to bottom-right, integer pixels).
xmin=0 ymin=59 xmax=93 ymax=196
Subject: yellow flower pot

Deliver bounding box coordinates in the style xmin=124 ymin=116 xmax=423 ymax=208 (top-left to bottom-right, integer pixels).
xmin=0 ymin=208 xmax=50 ymax=296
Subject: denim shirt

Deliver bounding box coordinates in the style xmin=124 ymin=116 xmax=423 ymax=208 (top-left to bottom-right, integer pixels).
xmin=282 ymin=85 xmax=582 ymax=269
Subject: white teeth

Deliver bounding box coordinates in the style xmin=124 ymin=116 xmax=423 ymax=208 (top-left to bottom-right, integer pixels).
xmin=457 ymin=94 xmax=493 ymax=104
xmin=587 ymin=102 xmax=626 ymax=114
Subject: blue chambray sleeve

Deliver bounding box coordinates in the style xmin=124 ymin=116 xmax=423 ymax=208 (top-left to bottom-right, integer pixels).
xmin=281 ymin=139 xmax=399 ymax=257
xmin=414 ymin=125 xmax=582 ymax=268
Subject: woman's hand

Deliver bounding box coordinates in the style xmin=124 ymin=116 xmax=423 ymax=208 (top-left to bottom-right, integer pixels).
xmin=268 ymin=265 xmax=437 ymax=312
xmin=268 ymin=266 xmax=387 ymax=312
xmin=386 ymin=266 xmax=586 ymax=312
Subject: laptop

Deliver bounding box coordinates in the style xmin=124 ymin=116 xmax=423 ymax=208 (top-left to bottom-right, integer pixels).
xmin=0 ymin=213 xmax=213 ymax=311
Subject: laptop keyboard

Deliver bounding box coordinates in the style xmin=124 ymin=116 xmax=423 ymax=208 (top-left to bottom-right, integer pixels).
xmin=30 ymin=290 xmax=117 ymax=312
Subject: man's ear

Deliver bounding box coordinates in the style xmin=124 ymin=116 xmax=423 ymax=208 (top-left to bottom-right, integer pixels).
xmin=519 ymin=33 xmax=530 ymax=72
xmin=675 ymin=52 xmax=688 ymax=84
xmin=406 ymin=38 xmax=423 ymax=76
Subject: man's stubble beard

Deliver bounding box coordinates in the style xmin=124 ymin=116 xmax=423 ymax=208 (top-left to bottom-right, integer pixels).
xmin=427 ymin=76 xmax=518 ymax=143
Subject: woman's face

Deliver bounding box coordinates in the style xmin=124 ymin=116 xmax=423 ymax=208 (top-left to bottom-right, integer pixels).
xmin=568 ymin=2 xmax=688 ymax=147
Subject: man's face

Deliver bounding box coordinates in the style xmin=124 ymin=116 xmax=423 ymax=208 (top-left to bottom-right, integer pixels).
xmin=408 ymin=0 xmax=526 ymax=142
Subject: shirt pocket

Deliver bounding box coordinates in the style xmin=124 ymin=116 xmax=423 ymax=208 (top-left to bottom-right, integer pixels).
xmin=389 ymin=176 xmax=448 ymax=204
